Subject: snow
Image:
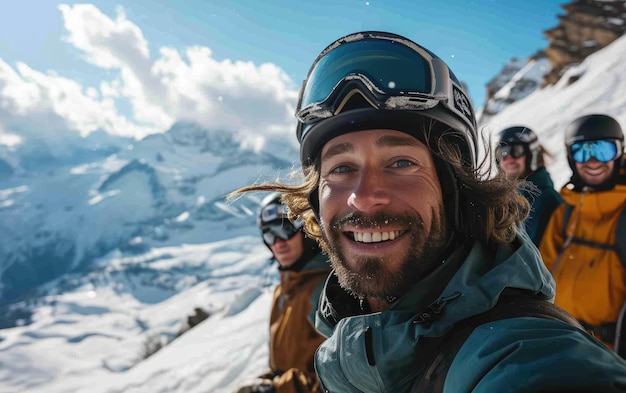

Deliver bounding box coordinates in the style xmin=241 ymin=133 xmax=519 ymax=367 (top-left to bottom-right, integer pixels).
xmin=0 ymin=239 xmax=276 ymax=393
xmin=1 ymin=31 xmax=626 ymax=393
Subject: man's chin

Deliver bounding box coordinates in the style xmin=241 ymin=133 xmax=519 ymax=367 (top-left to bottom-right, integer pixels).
xmin=333 ymin=259 xmax=406 ymax=299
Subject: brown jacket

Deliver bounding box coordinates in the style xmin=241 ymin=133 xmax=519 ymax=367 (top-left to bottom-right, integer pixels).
xmin=268 ymin=253 xmax=330 ymax=393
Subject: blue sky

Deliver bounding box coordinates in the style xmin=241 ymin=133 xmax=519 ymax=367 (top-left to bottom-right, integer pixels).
xmin=0 ymin=0 xmax=564 ymax=142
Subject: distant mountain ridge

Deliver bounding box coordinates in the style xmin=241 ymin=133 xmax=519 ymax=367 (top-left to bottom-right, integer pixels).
xmin=0 ymin=121 xmax=297 ymax=325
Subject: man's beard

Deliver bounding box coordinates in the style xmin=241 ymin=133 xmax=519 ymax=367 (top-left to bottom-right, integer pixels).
xmin=320 ymin=204 xmax=449 ymax=301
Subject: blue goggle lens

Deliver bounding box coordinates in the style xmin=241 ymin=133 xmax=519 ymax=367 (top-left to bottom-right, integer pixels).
xmin=571 ymin=140 xmax=621 ymax=163
xmin=262 ymin=223 xmax=299 ymax=245
xmin=299 ymin=38 xmax=433 ymax=109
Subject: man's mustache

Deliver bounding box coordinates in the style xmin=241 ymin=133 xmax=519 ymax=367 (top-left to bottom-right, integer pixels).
xmin=330 ymin=211 xmax=421 ymax=230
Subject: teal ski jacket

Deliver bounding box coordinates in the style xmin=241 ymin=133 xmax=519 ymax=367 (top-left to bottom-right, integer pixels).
xmin=314 ymin=233 xmax=626 ymax=392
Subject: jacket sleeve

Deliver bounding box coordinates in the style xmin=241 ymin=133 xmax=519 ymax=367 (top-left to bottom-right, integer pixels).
xmin=538 ymin=202 xmax=566 ymax=272
xmin=446 ymin=318 xmax=626 ymax=392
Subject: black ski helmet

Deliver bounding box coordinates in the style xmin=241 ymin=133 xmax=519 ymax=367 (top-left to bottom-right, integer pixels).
xmin=295 ymin=31 xmax=478 ymax=170
xmin=294 ymin=31 xmax=478 ymax=232
xmin=497 ymin=126 xmax=544 ymax=174
xmin=257 ymin=192 xmax=303 ymax=230
xmin=564 ymin=114 xmax=624 ymax=191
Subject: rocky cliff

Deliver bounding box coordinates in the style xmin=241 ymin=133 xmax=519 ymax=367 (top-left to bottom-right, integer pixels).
xmin=480 ymin=0 xmax=625 ymax=120
xmin=543 ymin=0 xmax=626 ymax=86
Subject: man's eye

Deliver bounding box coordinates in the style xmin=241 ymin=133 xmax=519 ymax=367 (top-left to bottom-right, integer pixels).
xmin=331 ymin=165 xmax=352 ymax=173
xmin=392 ymin=160 xmax=413 ymax=168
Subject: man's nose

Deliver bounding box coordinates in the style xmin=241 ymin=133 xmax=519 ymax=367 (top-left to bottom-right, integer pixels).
xmin=346 ymin=169 xmax=391 ymax=212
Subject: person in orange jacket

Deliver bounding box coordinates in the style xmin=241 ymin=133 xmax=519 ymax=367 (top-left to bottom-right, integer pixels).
xmin=539 ymin=113 xmax=626 ymax=355
xmin=235 ymin=193 xmax=330 ymax=393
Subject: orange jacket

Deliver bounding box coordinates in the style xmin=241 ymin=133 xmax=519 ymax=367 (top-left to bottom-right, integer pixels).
xmin=268 ymin=254 xmax=330 ymax=393
xmin=539 ymin=183 xmax=626 ymax=334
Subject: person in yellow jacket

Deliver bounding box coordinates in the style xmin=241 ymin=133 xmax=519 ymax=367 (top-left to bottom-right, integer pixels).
xmin=235 ymin=193 xmax=331 ymax=393
xmin=540 ymin=113 xmax=626 ymax=355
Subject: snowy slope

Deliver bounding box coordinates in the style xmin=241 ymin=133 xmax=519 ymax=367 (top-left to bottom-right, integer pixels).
xmin=0 ymin=238 xmax=277 ymax=393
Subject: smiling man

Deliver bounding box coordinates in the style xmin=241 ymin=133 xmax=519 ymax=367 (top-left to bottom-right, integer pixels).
xmin=231 ymin=32 xmax=626 ymax=392
xmin=539 ymin=114 xmax=626 ymax=357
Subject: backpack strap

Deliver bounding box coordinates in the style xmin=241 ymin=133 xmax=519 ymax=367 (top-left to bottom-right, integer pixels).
xmin=561 ymin=203 xmax=574 ymax=239
xmin=614 ymin=207 xmax=626 ymax=268
xmin=414 ymin=289 xmax=583 ymax=393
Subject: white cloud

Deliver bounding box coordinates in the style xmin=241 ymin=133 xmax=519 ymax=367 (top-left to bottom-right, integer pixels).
xmin=0 ymin=4 xmax=298 ymax=143
xmin=59 ymin=4 xmax=150 ymax=69
xmin=152 ymin=45 xmax=298 ymax=136
xmin=0 ymin=60 xmax=42 ymax=115
xmin=0 ymin=59 xmax=156 ymax=138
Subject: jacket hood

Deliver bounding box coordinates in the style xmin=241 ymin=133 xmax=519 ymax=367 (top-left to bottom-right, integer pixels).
xmin=314 ymin=233 xmax=555 ymax=393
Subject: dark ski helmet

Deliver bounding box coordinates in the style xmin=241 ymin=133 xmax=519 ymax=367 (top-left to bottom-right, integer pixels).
xmin=497 ymin=126 xmax=544 ymax=174
xmin=295 ymin=31 xmax=478 ymax=170
xmin=257 ymin=192 xmax=304 ymax=248
xmin=564 ymin=114 xmax=624 ymax=191
xmin=294 ymin=31 xmax=478 ymax=232
xmin=257 ymin=192 xmax=320 ymax=270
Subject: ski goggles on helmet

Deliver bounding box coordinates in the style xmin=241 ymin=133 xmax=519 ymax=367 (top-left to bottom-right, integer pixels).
xmin=259 ymin=202 xmax=303 ymax=245
xmin=496 ymin=143 xmax=526 ymax=160
xmin=295 ymin=32 xmax=476 ymax=160
xmin=262 ymin=222 xmax=301 ymax=245
xmin=570 ymin=139 xmax=623 ymax=163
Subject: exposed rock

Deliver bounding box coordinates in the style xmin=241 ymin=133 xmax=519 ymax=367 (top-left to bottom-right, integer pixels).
xmin=480 ymin=0 xmax=625 ymax=117
xmin=543 ymin=0 xmax=626 ymax=86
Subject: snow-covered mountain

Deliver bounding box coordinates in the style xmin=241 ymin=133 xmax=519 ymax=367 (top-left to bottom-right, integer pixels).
xmin=0 ymin=120 xmax=297 ymax=328
xmin=480 ymin=55 xmax=552 ymax=121
xmin=1 ymin=32 xmax=626 ymax=393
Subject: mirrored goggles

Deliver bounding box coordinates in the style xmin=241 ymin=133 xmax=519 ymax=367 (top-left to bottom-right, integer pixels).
xmin=295 ymin=32 xmax=475 ymax=133
xmin=496 ymin=144 xmax=526 ymax=160
xmin=262 ymin=222 xmax=300 ymax=245
xmin=571 ymin=139 xmax=622 ymax=163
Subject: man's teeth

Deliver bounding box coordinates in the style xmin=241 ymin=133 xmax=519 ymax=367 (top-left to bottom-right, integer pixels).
xmin=353 ymin=231 xmax=402 ymax=243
